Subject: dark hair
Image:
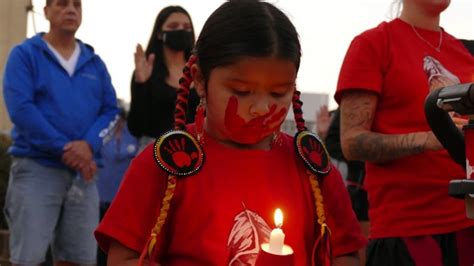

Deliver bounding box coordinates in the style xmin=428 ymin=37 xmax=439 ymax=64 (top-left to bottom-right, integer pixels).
xmin=195 ymin=0 xmax=301 ymax=83
xmin=175 ymin=0 xmax=306 ymax=131
xmin=145 ymin=6 xmax=195 ymax=81
xmin=46 ymin=0 xmax=53 ymax=6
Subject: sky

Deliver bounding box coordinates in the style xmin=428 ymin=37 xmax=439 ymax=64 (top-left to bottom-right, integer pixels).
xmin=27 ymin=0 xmax=474 ymax=109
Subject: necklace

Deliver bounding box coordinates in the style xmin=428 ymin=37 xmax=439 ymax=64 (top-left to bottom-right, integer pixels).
xmin=411 ymin=24 xmax=443 ymax=52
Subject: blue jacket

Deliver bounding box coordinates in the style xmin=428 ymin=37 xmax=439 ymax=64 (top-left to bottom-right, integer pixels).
xmin=97 ymin=122 xmax=138 ymax=203
xmin=3 ymin=33 xmax=119 ymax=168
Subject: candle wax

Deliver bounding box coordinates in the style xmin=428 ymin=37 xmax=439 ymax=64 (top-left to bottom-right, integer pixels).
xmin=268 ymin=228 xmax=285 ymax=255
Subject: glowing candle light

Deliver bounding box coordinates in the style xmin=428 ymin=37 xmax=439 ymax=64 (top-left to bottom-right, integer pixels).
xmin=268 ymin=208 xmax=285 ymax=255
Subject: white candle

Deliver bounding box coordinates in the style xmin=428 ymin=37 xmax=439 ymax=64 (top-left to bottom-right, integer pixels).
xmin=268 ymin=208 xmax=285 ymax=255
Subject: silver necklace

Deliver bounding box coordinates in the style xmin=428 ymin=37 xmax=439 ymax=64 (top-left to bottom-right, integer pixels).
xmin=411 ymin=24 xmax=443 ymax=52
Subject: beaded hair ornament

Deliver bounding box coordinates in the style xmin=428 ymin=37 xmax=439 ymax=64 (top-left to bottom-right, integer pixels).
xmin=139 ymin=55 xmax=333 ymax=266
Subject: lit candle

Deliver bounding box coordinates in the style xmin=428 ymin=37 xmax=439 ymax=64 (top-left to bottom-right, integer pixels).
xmin=268 ymin=208 xmax=285 ymax=255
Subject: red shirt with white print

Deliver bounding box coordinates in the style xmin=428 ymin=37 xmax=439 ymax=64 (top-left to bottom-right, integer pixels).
xmin=95 ymin=127 xmax=366 ymax=265
xmin=335 ymin=18 xmax=474 ymax=238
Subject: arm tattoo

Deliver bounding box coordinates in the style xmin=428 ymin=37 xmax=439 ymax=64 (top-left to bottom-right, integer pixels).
xmin=350 ymin=131 xmax=427 ymax=163
xmin=341 ymin=90 xmax=428 ymax=163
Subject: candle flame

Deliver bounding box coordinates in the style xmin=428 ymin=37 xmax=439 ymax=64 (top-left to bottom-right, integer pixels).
xmin=274 ymin=208 xmax=283 ymax=228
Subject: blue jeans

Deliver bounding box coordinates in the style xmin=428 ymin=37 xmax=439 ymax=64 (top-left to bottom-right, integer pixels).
xmin=4 ymin=157 xmax=99 ymax=265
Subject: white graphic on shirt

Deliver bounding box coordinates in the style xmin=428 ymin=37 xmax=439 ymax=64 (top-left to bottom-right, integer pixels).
xmin=423 ymin=56 xmax=461 ymax=120
xmin=227 ymin=204 xmax=272 ymax=266
xmin=100 ymin=114 xmax=120 ymax=142
xmin=423 ymin=56 xmax=460 ymax=91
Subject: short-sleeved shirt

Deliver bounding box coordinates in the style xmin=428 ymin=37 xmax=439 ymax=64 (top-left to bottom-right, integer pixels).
xmin=95 ymin=128 xmax=366 ymax=265
xmin=335 ymin=18 xmax=474 ymax=238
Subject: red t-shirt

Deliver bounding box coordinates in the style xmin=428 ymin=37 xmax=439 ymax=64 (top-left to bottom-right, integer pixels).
xmin=95 ymin=129 xmax=366 ymax=265
xmin=335 ymin=18 xmax=474 ymax=238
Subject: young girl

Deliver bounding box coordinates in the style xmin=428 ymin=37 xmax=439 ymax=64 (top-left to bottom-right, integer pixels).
xmin=96 ymin=1 xmax=366 ymax=265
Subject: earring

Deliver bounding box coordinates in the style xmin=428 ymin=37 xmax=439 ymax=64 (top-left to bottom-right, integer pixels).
xmin=195 ymin=97 xmax=206 ymax=145
xmin=270 ymin=130 xmax=283 ymax=149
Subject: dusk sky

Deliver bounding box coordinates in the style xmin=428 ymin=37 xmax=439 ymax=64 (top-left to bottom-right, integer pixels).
xmin=27 ymin=0 xmax=473 ymax=109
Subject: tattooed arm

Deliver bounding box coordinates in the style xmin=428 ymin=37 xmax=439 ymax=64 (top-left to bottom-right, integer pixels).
xmin=339 ymin=90 xmax=444 ymax=163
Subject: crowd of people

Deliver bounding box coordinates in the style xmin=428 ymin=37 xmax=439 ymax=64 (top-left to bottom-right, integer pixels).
xmin=1 ymin=0 xmax=473 ymax=265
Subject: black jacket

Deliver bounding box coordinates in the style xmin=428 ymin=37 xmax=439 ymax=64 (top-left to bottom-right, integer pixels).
xmin=127 ymin=75 xmax=199 ymax=138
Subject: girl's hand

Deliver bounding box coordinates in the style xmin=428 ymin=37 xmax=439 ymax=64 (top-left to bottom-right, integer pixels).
xmin=134 ymin=44 xmax=155 ymax=83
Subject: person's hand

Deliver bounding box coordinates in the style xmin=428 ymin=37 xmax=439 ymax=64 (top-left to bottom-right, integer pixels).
xmin=63 ymin=140 xmax=93 ymax=162
xmin=62 ymin=140 xmax=96 ymax=181
xmin=62 ymin=153 xmax=96 ymax=181
xmin=429 ymin=75 xmax=456 ymax=91
xmin=134 ymin=43 xmax=155 ymax=83
xmin=451 ymin=113 xmax=468 ymax=131
xmin=78 ymin=160 xmax=97 ymax=182
xmin=316 ymin=105 xmax=330 ymax=140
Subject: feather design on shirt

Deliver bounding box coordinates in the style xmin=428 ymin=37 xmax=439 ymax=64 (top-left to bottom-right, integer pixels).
xmin=227 ymin=204 xmax=271 ymax=266
xmin=423 ymin=56 xmax=460 ymax=91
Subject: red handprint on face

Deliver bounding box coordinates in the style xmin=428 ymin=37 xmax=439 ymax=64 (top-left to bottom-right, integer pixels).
xmin=163 ymin=137 xmax=198 ymax=168
xmin=302 ymin=138 xmax=323 ymax=166
xmin=224 ymin=96 xmax=287 ymax=143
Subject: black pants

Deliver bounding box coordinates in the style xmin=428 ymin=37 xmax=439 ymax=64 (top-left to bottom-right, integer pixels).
xmin=366 ymin=231 xmax=467 ymax=266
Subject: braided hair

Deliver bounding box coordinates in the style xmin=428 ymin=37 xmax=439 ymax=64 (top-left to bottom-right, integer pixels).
xmin=174 ymin=55 xmax=197 ymax=130
xmin=145 ymin=2 xmax=330 ymax=264
xmin=174 ymin=0 xmax=307 ymax=133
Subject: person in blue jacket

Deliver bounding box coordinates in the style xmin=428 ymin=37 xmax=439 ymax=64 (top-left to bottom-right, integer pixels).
xmin=96 ymin=100 xmax=138 ymax=266
xmin=2 ymin=0 xmax=118 ymax=265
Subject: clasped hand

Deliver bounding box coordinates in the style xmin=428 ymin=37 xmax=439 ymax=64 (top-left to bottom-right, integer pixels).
xmin=62 ymin=140 xmax=96 ymax=182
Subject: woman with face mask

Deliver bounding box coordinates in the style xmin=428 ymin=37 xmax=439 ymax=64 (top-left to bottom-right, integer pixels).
xmin=127 ymin=6 xmax=199 ymax=151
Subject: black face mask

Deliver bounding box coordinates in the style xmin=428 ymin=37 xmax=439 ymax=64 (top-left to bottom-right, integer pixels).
xmin=162 ymin=30 xmax=193 ymax=51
